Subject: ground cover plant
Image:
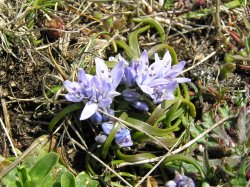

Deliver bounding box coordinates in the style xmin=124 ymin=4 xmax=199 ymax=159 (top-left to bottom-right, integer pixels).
xmin=0 ymin=0 xmax=250 ymax=186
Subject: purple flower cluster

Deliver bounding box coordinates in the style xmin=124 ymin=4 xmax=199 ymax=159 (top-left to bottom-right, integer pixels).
xmin=164 ymin=171 xmax=195 ymax=187
xmin=64 ymin=57 xmax=123 ymax=121
xmin=123 ymin=50 xmax=190 ymax=104
xmin=63 ymin=50 xmax=190 ymax=147
xmin=92 ymin=110 xmax=133 ymax=147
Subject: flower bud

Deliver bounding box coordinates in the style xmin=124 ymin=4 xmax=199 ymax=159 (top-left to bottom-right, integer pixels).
xmin=95 ymin=134 xmax=107 ymax=144
xmin=174 ymin=171 xmax=195 ymax=187
xmin=122 ymin=90 xmax=140 ymax=102
xmin=115 ymin=132 xmax=133 ymax=147
xmin=90 ymin=111 xmax=103 ymax=124
xmin=115 ymin=128 xmax=130 ymax=139
xmin=103 ymin=109 xmax=114 ymax=122
xmin=164 ymin=180 xmax=176 ymax=187
xmin=101 ymin=122 xmax=114 ymax=135
xmin=131 ymin=100 xmax=149 ymax=111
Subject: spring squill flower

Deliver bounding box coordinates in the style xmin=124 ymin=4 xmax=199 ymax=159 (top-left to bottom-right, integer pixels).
xmin=164 ymin=171 xmax=195 ymax=187
xmin=101 ymin=122 xmax=133 ymax=147
xmin=123 ymin=50 xmax=190 ymax=103
xmin=64 ymin=58 xmax=124 ymax=120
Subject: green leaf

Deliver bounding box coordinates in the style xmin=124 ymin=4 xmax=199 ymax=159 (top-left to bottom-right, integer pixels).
xmin=125 ymin=115 xmax=176 ymax=136
xmin=146 ymin=98 xmax=178 ymax=125
xmin=61 ymin=172 xmax=76 ymax=187
xmin=116 ymin=40 xmax=137 ymax=60
xmin=101 ymin=122 xmax=119 ymax=158
xmin=29 ymin=152 xmax=59 ymax=184
xmin=132 ymin=18 xmax=166 ymax=43
xmin=17 ymin=166 xmax=31 ymax=186
xmin=115 ymin=149 xmax=155 ymax=163
xmin=49 ymin=103 xmax=84 ymax=132
xmin=75 ymin=171 xmax=100 ymax=187
xmin=128 ymin=25 xmax=151 ymax=58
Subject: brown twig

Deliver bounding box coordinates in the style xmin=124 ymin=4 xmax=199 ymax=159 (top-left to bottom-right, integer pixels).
xmin=215 ymin=0 xmax=221 ymax=31
xmin=48 ymin=47 xmax=68 ymax=80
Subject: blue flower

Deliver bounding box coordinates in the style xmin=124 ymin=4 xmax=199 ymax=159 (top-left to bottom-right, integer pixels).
xmin=90 ymin=111 xmax=103 ymax=124
xmin=101 ymin=122 xmax=133 ymax=147
xmin=64 ymin=57 xmax=124 ymax=120
xmin=95 ymin=57 xmax=124 ymax=90
xmin=164 ymin=171 xmax=195 ymax=187
xmin=122 ymin=50 xmax=191 ymax=103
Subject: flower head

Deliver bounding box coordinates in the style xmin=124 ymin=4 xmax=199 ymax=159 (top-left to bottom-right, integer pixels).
xmin=64 ymin=57 xmax=124 ymax=120
xmin=122 ymin=50 xmax=191 ymax=103
xmin=164 ymin=171 xmax=195 ymax=187
xmin=101 ymin=122 xmax=133 ymax=147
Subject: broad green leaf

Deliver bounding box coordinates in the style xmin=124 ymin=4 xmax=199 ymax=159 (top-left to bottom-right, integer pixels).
xmin=75 ymin=171 xmax=100 ymax=187
xmin=61 ymin=172 xmax=76 ymax=187
xmin=17 ymin=166 xmax=31 ymax=186
xmin=29 ymin=152 xmax=59 ymax=184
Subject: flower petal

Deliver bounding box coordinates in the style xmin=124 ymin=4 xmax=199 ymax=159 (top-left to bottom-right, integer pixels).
xmin=101 ymin=122 xmax=114 ymax=135
xmin=80 ymin=102 xmax=98 ymax=120
xmin=65 ymin=93 xmax=82 ymax=102
xmin=165 ymin=61 xmax=185 ymax=78
xmin=124 ymin=67 xmax=136 ymax=87
xmin=63 ymin=81 xmax=81 ymax=92
xmin=139 ymin=84 xmax=154 ymax=95
xmin=78 ymin=68 xmax=88 ymax=86
xmin=162 ymin=51 xmax=172 ymax=66
xmin=115 ymin=134 xmax=133 ymax=147
xmin=174 ymin=77 xmax=191 ymax=83
xmin=111 ymin=60 xmax=124 ymax=89
xmin=99 ymin=98 xmax=112 ymax=108
xmin=95 ymin=57 xmax=109 ymax=80
xmin=137 ymin=50 xmax=149 ymax=74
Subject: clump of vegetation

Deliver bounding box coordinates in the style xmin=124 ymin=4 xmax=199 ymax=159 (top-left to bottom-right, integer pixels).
xmin=0 ymin=0 xmax=249 ymax=186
